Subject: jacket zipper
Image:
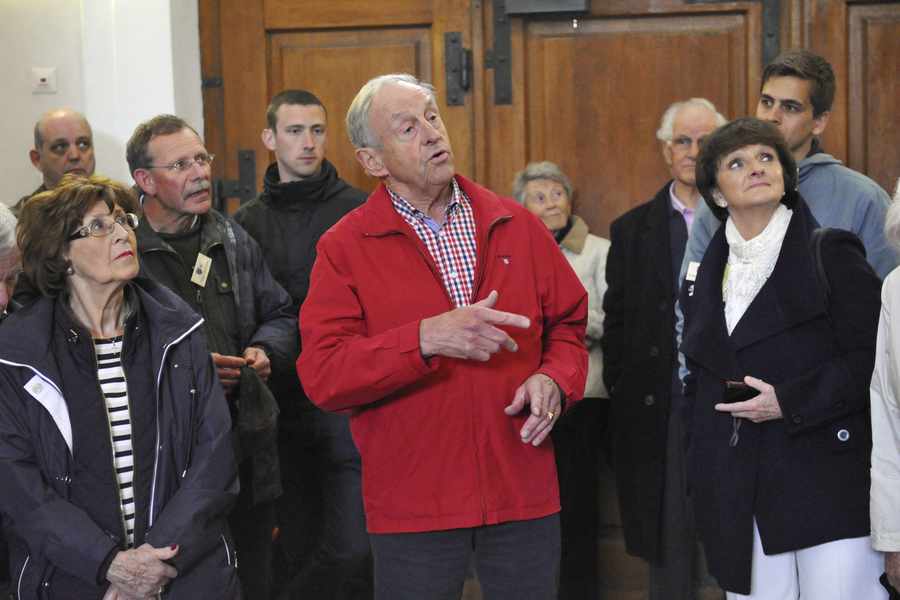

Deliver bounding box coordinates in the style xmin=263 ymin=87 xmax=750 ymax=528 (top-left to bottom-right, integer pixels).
xmin=148 ymin=319 xmax=205 ymax=527
xmin=16 ymin=555 xmax=29 ymax=598
xmin=472 ymin=214 xmax=511 ymax=523
xmin=221 ymin=534 xmax=233 ymax=567
xmin=183 ymin=382 xmax=197 ymax=478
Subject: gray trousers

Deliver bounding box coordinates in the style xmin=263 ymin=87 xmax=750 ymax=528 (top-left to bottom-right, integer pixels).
xmin=370 ymin=514 xmax=560 ymax=600
xmin=649 ymin=402 xmax=722 ymax=600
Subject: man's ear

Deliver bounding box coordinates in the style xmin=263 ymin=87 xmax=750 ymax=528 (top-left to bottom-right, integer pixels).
xmin=662 ymin=142 xmax=673 ymax=167
xmin=261 ymin=128 xmax=276 ymax=152
xmin=812 ymin=110 xmax=830 ymax=137
xmin=355 ymin=147 xmax=387 ymax=178
xmin=29 ymin=149 xmax=41 ymax=169
xmin=132 ymin=169 xmax=156 ymax=198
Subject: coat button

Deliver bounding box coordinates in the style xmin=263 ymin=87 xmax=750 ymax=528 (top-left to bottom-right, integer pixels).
xmin=837 ymin=429 xmax=850 ymax=442
xmin=649 ymin=346 xmax=660 ymax=357
xmin=792 ymin=415 xmax=803 ymax=424
xmin=644 ymin=395 xmax=655 ymax=406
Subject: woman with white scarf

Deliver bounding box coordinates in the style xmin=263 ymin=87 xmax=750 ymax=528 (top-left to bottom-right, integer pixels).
xmin=680 ymin=117 xmax=884 ymax=599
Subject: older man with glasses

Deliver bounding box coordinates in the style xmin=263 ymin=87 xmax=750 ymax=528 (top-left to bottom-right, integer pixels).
xmin=127 ymin=114 xmax=297 ymax=600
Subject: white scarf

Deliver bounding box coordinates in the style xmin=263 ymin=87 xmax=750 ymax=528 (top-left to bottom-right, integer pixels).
xmin=722 ymin=204 xmax=792 ymax=334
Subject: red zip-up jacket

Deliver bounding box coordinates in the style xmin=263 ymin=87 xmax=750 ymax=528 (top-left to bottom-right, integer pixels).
xmin=298 ymin=175 xmax=588 ymax=533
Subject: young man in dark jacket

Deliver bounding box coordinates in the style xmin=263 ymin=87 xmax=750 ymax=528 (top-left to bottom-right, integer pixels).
xmin=127 ymin=114 xmax=297 ymax=600
xmin=234 ymin=90 xmax=371 ymax=599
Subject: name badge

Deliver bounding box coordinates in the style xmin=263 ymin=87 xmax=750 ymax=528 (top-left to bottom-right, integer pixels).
xmin=191 ymin=253 xmax=212 ymax=288
xmin=685 ymin=261 xmax=701 ymax=282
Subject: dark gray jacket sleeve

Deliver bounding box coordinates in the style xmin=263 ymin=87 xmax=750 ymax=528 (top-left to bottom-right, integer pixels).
xmin=234 ymin=223 xmax=299 ymax=376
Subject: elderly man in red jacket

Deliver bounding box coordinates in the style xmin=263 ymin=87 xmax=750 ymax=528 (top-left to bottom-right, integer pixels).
xmin=297 ymin=73 xmax=588 ymax=600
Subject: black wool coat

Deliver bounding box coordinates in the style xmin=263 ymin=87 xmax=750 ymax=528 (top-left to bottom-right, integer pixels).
xmin=602 ymin=182 xmax=680 ymax=562
xmin=680 ymin=199 xmax=881 ymax=594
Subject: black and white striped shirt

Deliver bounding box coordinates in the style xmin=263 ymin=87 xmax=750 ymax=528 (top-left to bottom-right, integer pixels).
xmin=95 ymin=335 xmax=135 ymax=547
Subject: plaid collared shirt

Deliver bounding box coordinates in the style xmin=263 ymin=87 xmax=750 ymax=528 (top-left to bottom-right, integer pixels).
xmin=388 ymin=178 xmax=478 ymax=307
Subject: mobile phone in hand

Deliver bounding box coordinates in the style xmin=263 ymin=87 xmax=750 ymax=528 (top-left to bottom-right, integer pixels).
xmin=724 ymin=380 xmax=760 ymax=404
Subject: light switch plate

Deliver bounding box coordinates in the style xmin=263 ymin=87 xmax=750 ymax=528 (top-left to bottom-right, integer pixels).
xmin=31 ymin=67 xmax=57 ymax=94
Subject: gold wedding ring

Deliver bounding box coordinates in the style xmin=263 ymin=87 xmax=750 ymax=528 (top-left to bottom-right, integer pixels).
xmin=546 ymin=410 xmax=555 ymax=421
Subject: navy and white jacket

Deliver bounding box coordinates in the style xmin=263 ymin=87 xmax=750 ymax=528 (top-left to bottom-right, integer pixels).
xmin=0 ymin=278 xmax=239 ymax=599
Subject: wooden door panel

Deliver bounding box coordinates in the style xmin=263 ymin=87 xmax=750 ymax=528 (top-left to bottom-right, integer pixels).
xmin=269 ymin=28 xmax=432 ymax=194
xmin=803 ymin=0 xmax=900 ymax=195
xmin=510 ymin=10 xmax=760 ymax=238
xmin=264 ymin=0 xmax=432 ymax=29
xmin=208 ymin=0 xmax=473 ymax=211
xmin=848 ymin=4 xmax=900 ymax=195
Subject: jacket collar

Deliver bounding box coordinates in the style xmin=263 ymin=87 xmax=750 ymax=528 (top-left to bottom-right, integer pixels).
xmin=359 ymin=174 xmax=513 ymax=238
xmin=0 ymin=279 xmax=203 ymax=379
xmin=136 ymin=210 xmax=228 ymax=256
xmin=261 ymin=159 xmax=347 ymax=210
xmin=681 ymin=198 xmax=825 ymax=377
xmin=644 ymin=181 xmax=677 ymax=289
xmin=559 ymin=215 xmax=589 ymax=254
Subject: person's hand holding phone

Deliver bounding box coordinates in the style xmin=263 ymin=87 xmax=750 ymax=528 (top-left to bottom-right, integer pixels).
xmin=715 ymin=375 xmax=783 ymax=422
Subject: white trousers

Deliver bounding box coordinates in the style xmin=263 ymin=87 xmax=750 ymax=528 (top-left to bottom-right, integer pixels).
xmin=725 ymin=520 xmax=887 ymax=599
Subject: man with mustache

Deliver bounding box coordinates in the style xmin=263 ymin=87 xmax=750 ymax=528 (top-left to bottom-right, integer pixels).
xmin=234 ymin=90 xmax=371 ymax=599
xmin=127 ymin=114 xmax=297 ymax=600
xmin=297 ymin=74 xmax=588 ymax=599
xmin=14 ymin=108 xmax=96 ymax=216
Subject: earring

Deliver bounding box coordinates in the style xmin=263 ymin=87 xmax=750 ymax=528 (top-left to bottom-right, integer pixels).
xmin=712 ymin=191 xmax=728 ymax=208
xmin=66 ymin=264 xmax=74 ymax=276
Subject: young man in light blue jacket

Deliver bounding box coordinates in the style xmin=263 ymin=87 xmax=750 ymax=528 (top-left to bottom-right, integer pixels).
xmin=682 ymin=49 xmax=895 ymax=281
xmin=677 ymin=49 xmax=896 ymax=384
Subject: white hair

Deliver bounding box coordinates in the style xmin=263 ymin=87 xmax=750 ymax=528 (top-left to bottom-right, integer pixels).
xmin=512 ymin=161 xmax=573 ymax=204
xmin=884 ymin=178 xmax=900 ymax=252
xmin=0 ymin=203 xmax=16 ymax=255
xmin=656 ymin=98 xmax=727 ymax=142
xmin=345 ymin=73 xmax=436 ymax=149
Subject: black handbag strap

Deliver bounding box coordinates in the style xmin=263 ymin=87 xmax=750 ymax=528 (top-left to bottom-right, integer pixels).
xmin=809 ymin=227 xmax=833 ymax=309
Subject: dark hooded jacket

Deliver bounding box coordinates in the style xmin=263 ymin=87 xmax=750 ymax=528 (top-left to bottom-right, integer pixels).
xmin=0 ymin=279 xmax=240 ymax=599
xmin=233 ymin=159 xmax=366 ymax=418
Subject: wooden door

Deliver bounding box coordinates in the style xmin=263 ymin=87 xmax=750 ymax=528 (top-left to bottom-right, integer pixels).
xmin=200 ymin=0 xmax=475 ymax=210
xmin=800 ymin=0 xmax=900 ymax=196
xmin=478 ymin=1 xmax=767 ymax=238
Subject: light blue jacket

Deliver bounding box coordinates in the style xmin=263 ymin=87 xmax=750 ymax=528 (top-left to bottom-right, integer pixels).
xmin=677 ymin=150 xmax=896 ymax=380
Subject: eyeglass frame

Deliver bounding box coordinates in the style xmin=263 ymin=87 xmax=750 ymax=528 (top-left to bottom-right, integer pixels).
xmin=143 ymin=153 xmax=216 ymax=173
xmin=68 ymin=212 xmax=141 ymax=241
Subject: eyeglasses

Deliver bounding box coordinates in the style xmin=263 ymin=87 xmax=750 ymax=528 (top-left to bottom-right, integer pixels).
xmin=144 ymin=154 xmax=215 ymax=172
xmin=69 ymin=213 xmax=140 ymax=241
xmin=669 ymin=135 xmax=706 ymax=149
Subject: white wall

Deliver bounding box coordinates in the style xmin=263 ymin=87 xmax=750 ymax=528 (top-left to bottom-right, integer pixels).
xmin=0 ymin=0 xmax=204 ymax=205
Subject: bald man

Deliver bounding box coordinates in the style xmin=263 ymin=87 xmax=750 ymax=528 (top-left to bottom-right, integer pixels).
xmin=14 ymin=108 xmax=95 ymax=216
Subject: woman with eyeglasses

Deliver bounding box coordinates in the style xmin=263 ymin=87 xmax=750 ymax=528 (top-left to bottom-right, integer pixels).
xmin=680 ymin=118 xmax=885 ymax=598
xmin=0 ymin=175 xmax=240 ymax=599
